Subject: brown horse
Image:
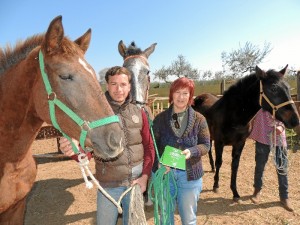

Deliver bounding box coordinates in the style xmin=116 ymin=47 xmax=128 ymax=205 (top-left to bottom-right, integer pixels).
xmin=0 ymin=16 xmax=123 ymax=224
xmin=193 ymin=65 xmax=299 ymax=202
xmin=118 ymin=40 xmax=157 ymax=119
xmin=193 ymin=93 xmax=219 ymax=172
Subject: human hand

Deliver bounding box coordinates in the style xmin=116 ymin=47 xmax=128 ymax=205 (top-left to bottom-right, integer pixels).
xmin=59 ymin=137 xmax=78 ymax=156
xmin=276 ymin=125 xmax=284 ymax=135
xmin=132 ymin=174 xmax=148 ymax=193
xmin=181 ymin=149 xmax=191 ymax=159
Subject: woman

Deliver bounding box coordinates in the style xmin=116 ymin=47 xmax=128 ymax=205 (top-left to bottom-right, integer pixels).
xmin=152 ymin=77 xmax=210 ymax=225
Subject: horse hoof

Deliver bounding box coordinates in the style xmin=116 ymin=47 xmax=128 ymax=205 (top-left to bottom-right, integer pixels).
xmin=213 ymin=187 xmax=219 ymax=193
xmin=233 ymin=197 xmax=242 ymax=204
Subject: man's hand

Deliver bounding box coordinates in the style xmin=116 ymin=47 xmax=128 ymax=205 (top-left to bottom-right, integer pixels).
xmin=132 ymin=174 xmax=148 ymax=193
xmin=59 ymin=137 xmax=78 ymax=157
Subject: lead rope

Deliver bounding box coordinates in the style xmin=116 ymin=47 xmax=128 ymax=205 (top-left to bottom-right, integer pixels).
xmin=145 ymin=110 xmax=177 ymax=225
xmin=269 ymin=121 xmax=289 ymax=176
xmin=259 ymin=80 xmax=293 ymax=176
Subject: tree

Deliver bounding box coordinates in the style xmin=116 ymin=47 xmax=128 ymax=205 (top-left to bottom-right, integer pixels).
xmin=153 ymin=55 xmax=200 ymax=82
xmin=221 ymin=41 xmax=272 ymax=78
xmin=170 ymin=55 xmax=199 ymax=80
xmin=153 ymin=66 xmax=171 ymax=83
xmin=98 ymin=67 xmax=110 ymax=84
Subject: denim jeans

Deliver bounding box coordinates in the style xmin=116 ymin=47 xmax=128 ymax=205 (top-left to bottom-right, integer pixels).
xmin=254 ymin=141 xmax=289 ymax=199
xmin=96 ymin=186 xmax=131 ymax=225
xmin=168 ymin=169 xmax=203 ymax=225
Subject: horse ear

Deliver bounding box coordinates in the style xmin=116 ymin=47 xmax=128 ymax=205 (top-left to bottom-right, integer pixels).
xmin=255 ymin=65 xmax=267 ymax=79
xmin=118 ymin=40 xmax=127 ymax=59
xmin=44 ymin=15 xmax=64 ymax=53
xmin=279 ymin=64 xmax=288 ymax=76
xmin=74 ymin=28 xmax=91 ymax=53
xmin=143 ymin=43 xmax=157 ymax=58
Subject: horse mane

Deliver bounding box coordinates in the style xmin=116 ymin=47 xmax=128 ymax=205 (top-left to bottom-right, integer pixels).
xmin=126 ymin=41 xmax=143 ymax=56
xmin=222 ymin=73 xmax=258 ymax=97
xmin=0 ymin=34 xmax=44 ymax=75
xmin=0 ymin=34 xmax=78 ymax=75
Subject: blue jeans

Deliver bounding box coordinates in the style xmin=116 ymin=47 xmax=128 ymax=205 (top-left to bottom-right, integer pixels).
xmin=169 ymin=169 xmax=202 ymax=225
xmin=254 ymin=142 xmax=289 ymax=199
xmin=96 ymin=186 xmax=131 ymax=225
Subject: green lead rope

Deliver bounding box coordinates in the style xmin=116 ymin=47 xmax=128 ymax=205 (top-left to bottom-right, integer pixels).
xmin=145 ymin=110 xmax=177 ymax=225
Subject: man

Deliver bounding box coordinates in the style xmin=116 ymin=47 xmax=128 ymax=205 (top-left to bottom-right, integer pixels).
xmin=60 ymin=66 xmax=155 ymax=224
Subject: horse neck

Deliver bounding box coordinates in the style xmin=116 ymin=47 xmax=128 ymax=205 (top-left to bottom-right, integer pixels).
xmin=0 ymin=50 xmax=43 ymax=157
xmin=224 ymin=75 xmax=261 ymax=123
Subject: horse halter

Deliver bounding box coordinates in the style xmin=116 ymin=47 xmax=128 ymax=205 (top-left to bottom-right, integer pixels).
xmin=38 ymin=50 xmax=120 ymax=154
xmin=259 ymin=80 xmax=294 ymax=118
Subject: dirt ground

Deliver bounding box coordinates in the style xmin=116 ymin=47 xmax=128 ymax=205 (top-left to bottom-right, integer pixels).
xmin=25 ymin=139 xmax=300 ymax=225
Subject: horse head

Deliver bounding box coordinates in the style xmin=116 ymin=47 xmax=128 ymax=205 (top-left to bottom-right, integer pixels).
xmin=32 ymin=16 xmax=123 ymax=159
xmin=118 ymin=40 xmax=157 ymax=108
xmin=257 ymin=65 xmax=299 ymax=129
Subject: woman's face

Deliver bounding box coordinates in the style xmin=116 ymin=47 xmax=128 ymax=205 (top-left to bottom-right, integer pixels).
xmin=172 ymin=87 xmax=190 ymax=111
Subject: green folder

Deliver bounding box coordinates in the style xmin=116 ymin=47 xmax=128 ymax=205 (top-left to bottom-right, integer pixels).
xmin=160 ymin=145 xmax=186 ymax=170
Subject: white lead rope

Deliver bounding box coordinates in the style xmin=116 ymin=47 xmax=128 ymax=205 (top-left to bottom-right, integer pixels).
xmin=77 ymin=153 xmax=132 ymax=214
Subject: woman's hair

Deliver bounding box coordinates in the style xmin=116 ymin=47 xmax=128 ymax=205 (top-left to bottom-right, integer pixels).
xmin=105 ymin=66 xmax=132 ymax=82
xmin=169 ymin=77 xmax=195 ymax=105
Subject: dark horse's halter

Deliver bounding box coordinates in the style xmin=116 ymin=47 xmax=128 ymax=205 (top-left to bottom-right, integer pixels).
xmin=259 ymin=80 xmax=294 ymax=118
xmin=38 ymin=50 xmax=120 ymax=154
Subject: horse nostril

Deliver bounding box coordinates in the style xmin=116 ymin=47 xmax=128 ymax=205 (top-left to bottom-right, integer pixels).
xmin=108 ymin=131 xmax=123 ymax=150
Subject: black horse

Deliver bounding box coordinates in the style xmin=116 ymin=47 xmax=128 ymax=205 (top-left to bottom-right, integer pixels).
xmin=193 ymin=65 xmax=299 ymax=202
xmin=193 ymin=93 xmax=219 ymax=172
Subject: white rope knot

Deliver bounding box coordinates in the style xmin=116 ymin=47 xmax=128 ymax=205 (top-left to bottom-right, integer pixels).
xmin=78 ymin=153 xmax=93 ymax=189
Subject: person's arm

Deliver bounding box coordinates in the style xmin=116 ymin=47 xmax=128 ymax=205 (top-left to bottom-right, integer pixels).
xmin=132 ymin=110 xmax=155 ymax=193
xmin=185 ymin=115 xmax=211 ymax=158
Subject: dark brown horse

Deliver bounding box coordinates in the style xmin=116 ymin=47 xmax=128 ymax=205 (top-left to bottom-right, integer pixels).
xmin=0 ymin=16 xmax=123 ymax=224
xmin=193 ymin=65 xmax=299 ymax=202
xmin=118 ymin=40 xmax=157 ymax=119
xmin=193 ymin=93 xmax=219 ymax=171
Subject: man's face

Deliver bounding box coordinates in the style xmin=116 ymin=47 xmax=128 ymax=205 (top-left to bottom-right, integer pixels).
xmin=106 ymin=74 xmax=131 ymax=104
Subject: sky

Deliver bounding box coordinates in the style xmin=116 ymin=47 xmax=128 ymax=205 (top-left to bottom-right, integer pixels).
xmin=1 ymin=0 xmax=299 ymax=80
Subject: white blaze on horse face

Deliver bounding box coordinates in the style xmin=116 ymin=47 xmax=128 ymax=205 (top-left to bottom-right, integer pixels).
xmin=78 ymin=58 xmax=94 ymax=77
xmin=130 ymin=59 xmax=149 ymax=104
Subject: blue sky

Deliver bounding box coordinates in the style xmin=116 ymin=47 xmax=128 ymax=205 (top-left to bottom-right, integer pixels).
xmin=1 ymin=0 xmax=299 ymax=80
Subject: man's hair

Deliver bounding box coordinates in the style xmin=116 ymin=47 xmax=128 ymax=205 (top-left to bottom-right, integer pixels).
xmin=105 ymin=66 xmax=132 ymax=82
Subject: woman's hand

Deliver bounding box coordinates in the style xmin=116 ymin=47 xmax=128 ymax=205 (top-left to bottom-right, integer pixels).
xmin=182 ymin=149 xmax=191 ymax=159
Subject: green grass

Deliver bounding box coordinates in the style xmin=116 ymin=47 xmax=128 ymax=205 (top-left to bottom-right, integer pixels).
xmin=149 ymin=78 xmax=297 ymax=97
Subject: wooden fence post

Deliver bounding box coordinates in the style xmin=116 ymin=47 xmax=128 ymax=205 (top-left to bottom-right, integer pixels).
xmin=297 ymin=71 xmax=300 ymax=101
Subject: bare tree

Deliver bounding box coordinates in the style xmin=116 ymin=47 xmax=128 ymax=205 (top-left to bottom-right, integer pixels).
xmin=98 ymin=67 xmax=110 ymax=84
xmin=170 ymin=55 xmax=199 ymax=80
xmin=154 ymin=55 xmax=200 ymax=82
xmin=153 ymin=66 xmax=171 ymax=83
xmin=221 ymin=41 xmax=272 ymax=78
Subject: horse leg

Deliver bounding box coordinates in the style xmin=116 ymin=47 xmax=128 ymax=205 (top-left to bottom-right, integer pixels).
xmin=0 ymin=197 xmax=26 ymax=225
xmin=208 ymin=140 xmax=215 ymax=172
xmin=230 ymin=142 xmax=245 ymax=202
xmin=213 ymin=141 xmax=224 ymax=193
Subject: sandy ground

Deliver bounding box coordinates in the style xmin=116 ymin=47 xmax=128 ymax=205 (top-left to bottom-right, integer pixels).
xmin=25 ymin=138 xmax=300 ymax=225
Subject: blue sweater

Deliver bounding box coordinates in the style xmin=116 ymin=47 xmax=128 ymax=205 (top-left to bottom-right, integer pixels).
xmin=152 ymin=105 xmax=210 ymax=181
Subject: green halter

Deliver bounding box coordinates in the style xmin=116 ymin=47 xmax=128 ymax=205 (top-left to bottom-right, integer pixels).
xmin=38 ymin=50 xmax=119 ymax=154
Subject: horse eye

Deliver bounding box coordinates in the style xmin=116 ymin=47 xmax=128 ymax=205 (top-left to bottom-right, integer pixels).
xmin=59 ymin=74 xmax=73 ymax=81
xmin=271 ymin=86 xmax=277 ymax=92
xmin=147 ymin=70 xmax=150 ymax=75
